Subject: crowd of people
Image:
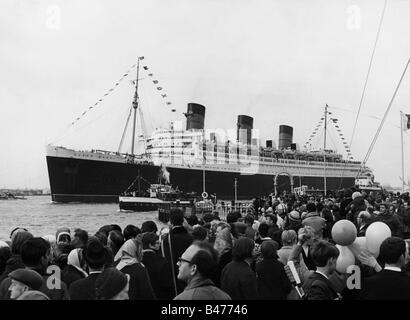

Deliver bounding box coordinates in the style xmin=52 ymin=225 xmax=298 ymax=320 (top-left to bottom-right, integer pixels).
xmin=0 ymin=187 xmax=409 ymax=300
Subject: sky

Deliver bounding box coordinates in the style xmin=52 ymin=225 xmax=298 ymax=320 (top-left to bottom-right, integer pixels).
xmin=1 ymin=0 xmax=410 ymax=189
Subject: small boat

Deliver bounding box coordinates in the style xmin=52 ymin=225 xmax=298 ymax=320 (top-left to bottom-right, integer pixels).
xmin=0 ymin=192 xmax=27 ymax=200
xmin=119 ymin=174 xmax=199 ymax=212
xmin=119 ymin=175 xmax=167 ymax=212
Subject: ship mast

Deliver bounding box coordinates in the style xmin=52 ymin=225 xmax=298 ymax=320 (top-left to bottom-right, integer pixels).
xmin=131 ymin=57 xmax=142 ymax=155
xmin=323 ymin=104 xmax=328 ymax=196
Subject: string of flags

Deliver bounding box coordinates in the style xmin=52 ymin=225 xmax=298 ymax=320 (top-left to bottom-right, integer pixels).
xmin=303 ymin=110 xmax=355 ymax=160
xmin=303 ymin=113 xmax=325 ymax=149
xmin=329 ymin=117 xmax=354 ymax=160
xmin=69 ymin=58 xmax=142 ymax=127
xmin=68 ymin=56 xmax=176 ymax=128
xmin=141 ymin=63 xmax=175 ymax=112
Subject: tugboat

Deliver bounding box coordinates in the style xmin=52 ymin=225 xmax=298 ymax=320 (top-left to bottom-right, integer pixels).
xmin=119 ymin=173 xmax=200 ymax=212
xmin=119 ymin=174 xmax=166 ymax=212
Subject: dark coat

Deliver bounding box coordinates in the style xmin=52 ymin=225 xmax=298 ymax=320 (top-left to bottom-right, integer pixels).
xmin=0 ymin=254 xmax=24 ymax=284
xmin=142 ymin=250 xmax=174 ymax=300
xmin=303 ymin=272 xmax=340 ymax=300
xmin=0 ymin=265 xmax=70 ymax=300
xmin=220 ymin=260 xmax=258 ymax=300
xmin=267 ymin=225 xmax=282 ymax=247
xmin=62 ymin=264 xmax=86 ymax=289
xmin=69 ymin=272 xmax=100 ymax=300
xmin=375 ymin=214 xmax=404 ymax=238
xmin=301 ymin=246 xmax=316 ymax=271
xmin=359 ymin=269 xmax=410 ymax=300
xmin=346 ymin=197 xmax=366 ymax=222
xmin=119 ymin=262 xmax=157 ymax=300
xmin=256 ymin=258 xmax=292 ymax=300
xmin=161 ymin=226 xmax=193 ymax=295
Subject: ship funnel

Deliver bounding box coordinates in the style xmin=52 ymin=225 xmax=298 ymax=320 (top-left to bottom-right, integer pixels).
xmin=237 ymin=115 xmax=253 ymax=145
xmin=184 ymin=103 xmax=205 ymax=130
xmin=278 ymin=125 xmax=293 ymax=149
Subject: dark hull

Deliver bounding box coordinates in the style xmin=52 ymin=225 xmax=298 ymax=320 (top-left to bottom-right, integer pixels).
xmin=46 ymin=156 xmax=356 ymax=203
xmin=119 ymin=201 xmax=159 ymax=212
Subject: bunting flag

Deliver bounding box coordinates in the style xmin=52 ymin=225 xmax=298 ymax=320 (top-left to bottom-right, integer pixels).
xmin=402 ymin=113 xmax=410 ymax=131
xmin=171 ymin=109 xmax=176 ymax=112
xmin=69 ymin=58 xmax=140 ymax=126
xmin=140 ymin=61 xmax=175 ymax=111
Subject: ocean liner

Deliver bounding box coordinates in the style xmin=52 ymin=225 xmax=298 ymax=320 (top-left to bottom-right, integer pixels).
xmin=46 ymin=59 xmax=376 ymax=203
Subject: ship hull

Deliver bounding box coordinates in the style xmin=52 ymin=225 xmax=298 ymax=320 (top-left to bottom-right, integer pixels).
xmin=46 ymin=155 xmax=356 ymax=203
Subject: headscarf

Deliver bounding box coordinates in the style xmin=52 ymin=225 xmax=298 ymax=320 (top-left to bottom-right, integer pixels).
xmin=56 ymin=227 xmax=71 ymax=243
xmin=11 ymin=231 xmax=33 ymax=255
xmin=214 ymin=227 xmax=233 ymax=257
xmin=67 ymin=248 xmax=88 ymax=277
xmin=114 ymin=239 xmax=141 ymax=271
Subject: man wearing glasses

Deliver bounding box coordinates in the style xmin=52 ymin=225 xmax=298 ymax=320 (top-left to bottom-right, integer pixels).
xmin=174 ymin=242 xmax=231 ymax=300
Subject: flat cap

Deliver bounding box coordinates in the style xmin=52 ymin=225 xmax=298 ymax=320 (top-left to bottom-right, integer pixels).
xmin=9 ymin=269 xmax=43 ymax=290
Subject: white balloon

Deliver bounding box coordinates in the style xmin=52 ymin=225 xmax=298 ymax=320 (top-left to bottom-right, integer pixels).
xmin=365 ymin=222 xmax=391 ymax=258
xmin=336 ymin=245 xmax=356 ymax=274
xmin=348 ymin=236 xmax=367 ymax=258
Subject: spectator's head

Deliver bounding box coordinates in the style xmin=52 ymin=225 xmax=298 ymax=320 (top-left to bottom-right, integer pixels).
xmin=123 ymin=225 xmax=141 ymax=240
xmin=72 ymin=229 xmax=88 ymax=248
xmin=95 ymin=268 xmax=130 ymax=300
xmin=357 ymin=211 xmax=371 ymax=226
xmin=352 ymin=191 xmax=362 ymax=200
xmin=202 ymin=213 xmax=214 ymax=224
xmin=94 ymin=231 xmax=108 ymax=246
xmin=226 ymin=211 xmax=241 ymax=224
xmin=8 ymin=269 xmax=44 ymax=300
xmin=170 ymin=209 xmax=184 ymax=226
xmin=310 ymin=240 xmax=339 ymax=275
xmin=232 ymin=237 xmax=255 ymax=262
xmin=108 ymin=230 xmax=124 ymax=256
xmin=281 ymin=230 xmax=297 ymax=246
xmin=258 ymin=223 xmax=269 ymax=238
xmin=244 ymin=214 xmax=255 ymax=226
xmin=260 ymin=240 xmax=279 ymax=260
xmin=56 ymin=227 xmax=71 ymax=244
xmin=186 ymin=215 xmax=199 ymax=227
xmin=21 ymin=237 xmax=50 ymax=268
xmin=111 ymin=225 xmax=122 ymax=233
xmin=379 ymin=237 xmax=406 ymax=267
xmin=84 ymin=238 xmax=107 ymax=270
xmin=177 ymin=242 xmax=218 ymax=283
xmin=141 ymin=232 xmax=160 ymax=251
xmin=98 ymin=225 xmax=115 ymax=238
xmin=192 ymin=226 xmax=208 ymax=241
xmin=141 ymin=221 xmax=158 ymax=234
xmin=10 ymin=227 xmax=28 ymax=240
xmin=11 ymin=230 xmax=33 ymax=255
xmin=214 ymin=227 xmax=232 ymax=256
xmin=265 ymin=213 xmax=277 ymax=226
xmin=306 ymin=202 xmax=316 ymax=213
xmin=316 ymin=202 xmax=324 ymax=213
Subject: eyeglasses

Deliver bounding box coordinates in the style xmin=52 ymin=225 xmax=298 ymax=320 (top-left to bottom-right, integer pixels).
xmin=177 ymin=257 xmax=192 ymax=265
